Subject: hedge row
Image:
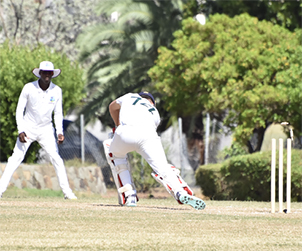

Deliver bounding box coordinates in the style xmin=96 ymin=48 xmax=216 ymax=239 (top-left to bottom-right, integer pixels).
xmin=196 ymin=149 xmax=302 ymax=201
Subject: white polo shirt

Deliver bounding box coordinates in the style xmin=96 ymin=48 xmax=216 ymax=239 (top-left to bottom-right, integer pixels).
xmin=16 ymin=80 xmax=64 ymax=135
xmin=116 ymin=93 xmax=160 ymax=130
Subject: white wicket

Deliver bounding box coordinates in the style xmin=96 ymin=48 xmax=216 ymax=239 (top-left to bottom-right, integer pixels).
xmin=271 ymin=138 xmax=291 ymax=213
xmin=278 ymin=138 xmax=283 ymax=213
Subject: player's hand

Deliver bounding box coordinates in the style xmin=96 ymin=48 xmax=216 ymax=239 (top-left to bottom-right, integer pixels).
xmin=19 ymin=132 xmax=28 ymax=143
xmin=57 ymin=134 xmax=65 ymax=144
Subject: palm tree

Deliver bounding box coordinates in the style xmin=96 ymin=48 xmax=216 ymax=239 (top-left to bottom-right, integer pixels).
xmin=76 ymin=0 xmax=184 ymax=127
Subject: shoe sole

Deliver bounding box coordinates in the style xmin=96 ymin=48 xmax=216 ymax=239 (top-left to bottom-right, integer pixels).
xmin=179 ymin=194 xmax=206 ymax=210
xmin=126 ymin=203 xmax=137 ymax=207
xmin=125 ymin=195 xmax=137 ymax=207
xmin=64 ymin=196 xmax=77 ymax=200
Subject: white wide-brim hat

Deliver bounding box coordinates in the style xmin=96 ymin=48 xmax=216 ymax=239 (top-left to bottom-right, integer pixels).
xmin=32 ymin=61 xmax=61 ymax=78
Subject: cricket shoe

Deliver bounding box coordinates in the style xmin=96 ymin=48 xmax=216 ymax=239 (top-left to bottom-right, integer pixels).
xmin=64 ymin=193 xmax=77 ymax=200
xmin=125 ymin=195 xmax=137 ymax=207
xmin=177 ymin=192 xmax=206 ymax=210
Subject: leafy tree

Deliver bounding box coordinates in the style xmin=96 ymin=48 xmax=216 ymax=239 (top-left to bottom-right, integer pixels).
xmin=76 ymin=0 xmax=184 ymax=128
xmin=148 ymin=13 xmax=302 ymax=153
xmin=0 ymin=0 xmax=101 ymax=60
xmin=185 ymin=0 xmax=302 ymax=31
xmin=0 ymin=42 xmax=85 ymax=162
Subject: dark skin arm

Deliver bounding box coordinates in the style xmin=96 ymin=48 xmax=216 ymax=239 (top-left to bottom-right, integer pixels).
xmin=109 ymin=100 xmax=121 ymax=127
xmin=18 ymin=132 xmax=28 ymax=143
xmin=57 ymin=134 xmax=64 ymax=144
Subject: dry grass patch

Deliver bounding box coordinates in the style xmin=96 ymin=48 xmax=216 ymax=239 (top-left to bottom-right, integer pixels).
xmin=1 ymin=195 xmax=302 ymax=251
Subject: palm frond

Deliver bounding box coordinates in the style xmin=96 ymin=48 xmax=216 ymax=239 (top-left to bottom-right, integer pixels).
xmin=94 ymin=0 xmax=134 ymax=16
xmin=77 ymin=0 xmax=184 ymax=127
xmin=117 ymin=3 xmax=153 ymax=27
xmin=77 ymin=23 xmax=126 ymax=59
xmin=130 ymin=30 xmax=154 ymax=52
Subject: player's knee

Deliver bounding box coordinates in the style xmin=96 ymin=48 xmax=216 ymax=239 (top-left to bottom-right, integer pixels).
xmin=8 ymin=154 xmax=24 ymax=164
xmin=159 ymin=164 xmax=179 ymax=178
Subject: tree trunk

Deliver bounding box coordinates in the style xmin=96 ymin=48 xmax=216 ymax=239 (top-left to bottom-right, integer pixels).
xmin=247 ymin=126 xmax=267 ymax=153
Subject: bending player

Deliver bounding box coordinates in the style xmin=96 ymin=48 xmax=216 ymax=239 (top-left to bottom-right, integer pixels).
xmin=103 ymin=91 xmax=206 ymax=210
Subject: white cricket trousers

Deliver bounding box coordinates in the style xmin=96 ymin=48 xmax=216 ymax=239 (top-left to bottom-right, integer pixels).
xmin=0 ymin=126 xmax=73 ymax=196
xmin=109 ymin=125 xmax=184 ymax=193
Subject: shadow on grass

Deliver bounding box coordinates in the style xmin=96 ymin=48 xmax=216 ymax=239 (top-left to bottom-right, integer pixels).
xmin=92 ymin=203 xmax=190 ymax=211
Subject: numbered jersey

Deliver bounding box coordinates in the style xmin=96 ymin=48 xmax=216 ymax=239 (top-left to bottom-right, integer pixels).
xmin=116 ymin=93 xmax=160 ymax=130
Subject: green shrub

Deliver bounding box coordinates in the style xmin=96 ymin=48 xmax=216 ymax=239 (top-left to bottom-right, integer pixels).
xmin=195 ymin=163 xmax=227 ymax=200
xmin=0 ymin=42 xmax=85 ymax=162
xmin=222 ymin=141 xmax=248 ymax=158
xmin=196 ymin=149 xmax=302 ymax=201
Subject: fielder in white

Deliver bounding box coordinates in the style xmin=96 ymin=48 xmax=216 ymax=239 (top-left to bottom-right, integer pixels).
xmin=0 ymin=61 xmax=77 ymax=200
xmin=103 ymin=91 xmax=206 ymax=210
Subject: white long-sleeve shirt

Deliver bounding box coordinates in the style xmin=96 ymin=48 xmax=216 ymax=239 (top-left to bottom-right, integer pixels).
xmin=116 ymin=93 xmax=160 ymax=131
xmin=16 ymin=80 xmax=64 ymax=136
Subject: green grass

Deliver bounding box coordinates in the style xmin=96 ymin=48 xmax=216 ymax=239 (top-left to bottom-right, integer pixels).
xmin=1 ymin=188 xmax=302 ymax=251
xmin=3 ymin=186 xmax=65 ymax=198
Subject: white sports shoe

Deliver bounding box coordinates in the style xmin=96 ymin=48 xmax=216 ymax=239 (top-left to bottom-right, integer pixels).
xmin=64 ymin=193 xmax=77 ymax=200
xmin=177 ymin=192 xmax=206 ymax=210
xmin=125 ymin=195 xmax=137 ymax=207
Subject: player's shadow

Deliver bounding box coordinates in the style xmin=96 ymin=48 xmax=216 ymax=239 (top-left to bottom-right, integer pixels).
xmin=92 ymin=203 xmax=190 ymax=211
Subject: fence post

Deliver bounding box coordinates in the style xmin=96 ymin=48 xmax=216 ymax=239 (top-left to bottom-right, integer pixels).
xmin=205 ymin=113 xmax=210 ymax=165
xmin=80 ymin=114 xmax=85 ymax=164
xmin=178 ymin=117 xmax=184 ymax=175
